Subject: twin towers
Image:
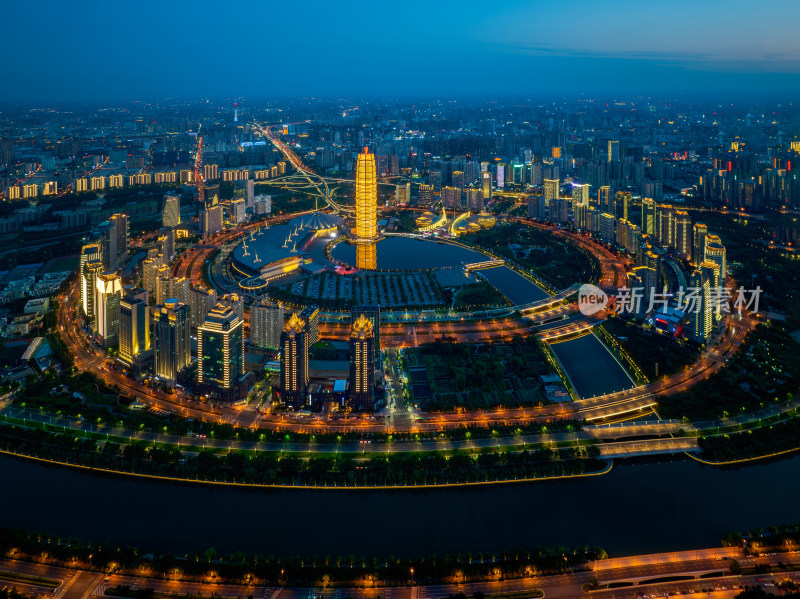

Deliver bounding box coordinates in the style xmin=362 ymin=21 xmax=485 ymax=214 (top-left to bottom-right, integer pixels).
xmin=354 ymin=147 xmax=378 ymax=270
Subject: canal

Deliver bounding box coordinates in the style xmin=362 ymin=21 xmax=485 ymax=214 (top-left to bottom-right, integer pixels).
xmin=548 ymin=332 xmax=636 ymax=398
xmin=477 ymin=266 xmax=549 ymax=305
xmin=1 ymin=453 xmax=798 ymax=558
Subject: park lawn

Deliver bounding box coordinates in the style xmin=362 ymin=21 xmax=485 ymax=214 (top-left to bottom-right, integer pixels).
xmin=658 ymin=323 xmax=800 ymax=421
xmin=406 ymin=336 xmax=554 ymax=411
xmin=462 ymin=223 xmax=601 ymax=289
xmin=453 ymin=282 xmax=509 ymax=309
xmin=600 ymin=317 xmax=700 ymax=380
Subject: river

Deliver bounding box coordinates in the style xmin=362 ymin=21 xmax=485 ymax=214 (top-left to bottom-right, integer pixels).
xmin=1 ymin=453 xmax=798 ymax=558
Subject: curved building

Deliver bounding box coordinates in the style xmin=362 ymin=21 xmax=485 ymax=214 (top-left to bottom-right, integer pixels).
xmin=230 ymin=212 xmax=343 ymax=286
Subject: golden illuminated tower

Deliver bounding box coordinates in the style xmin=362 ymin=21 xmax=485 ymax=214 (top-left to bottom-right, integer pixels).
xmin=355 ymin=147 xmax=377 ymax=241
xmin=348 ymin=314 xmax=376 ymax=411
xmin=354 ymin=147 xmax=378 ymax=270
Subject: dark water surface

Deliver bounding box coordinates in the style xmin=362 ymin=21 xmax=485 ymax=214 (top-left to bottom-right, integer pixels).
xmin=1 ymin=453 xmax=798 ymax=557
xmin=478 ymin=266 xmax=549 ymax=304
xmin=549 ymin=333 xmax=636 ymax=398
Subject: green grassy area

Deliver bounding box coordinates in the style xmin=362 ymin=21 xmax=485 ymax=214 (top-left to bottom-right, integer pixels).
xmin=461 ymin=223 xmax=601 ymax=289
xmin=0 ymin=423 xmax=603 ymax=487
xmin=659 ymin=323 xmax=800 ymax=421
xmin=405 ymin=336 xmax=557 ymax=410
xmin=453 ymin=282 xmax=509 ymax=309
xmin=599 ymin=317 xmax=699 ymax=380
xmin=699 ymin=416 xmax=800 ymax=462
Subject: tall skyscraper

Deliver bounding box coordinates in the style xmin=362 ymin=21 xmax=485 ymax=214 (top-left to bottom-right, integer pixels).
xmin=496 ymin=164 xmax=505 ymax=189
xmin=119 ymin=287 xmax=150 ymax=372
xmin=202 ymin=194 xmax=223 ymax=237
xmin=153 ymin=299 xmax=191 ymax=386
xmin=250 ymin=299 xmax=284 ymax=349
xmin=95 ymin=271 xmax=123 ymax=348
xmin=197 ymin=303 xmax=244 ymax=401
xmin=162 ymin=193 xmax=180 ymax=228
xmin=300 ymin=305 xmax=320 ymax=346
xmin=673 ymin=210 xmax=692 ymax=259
xmin=544 ymin=178 xmax=559 ymax=202
xmin=641 ymin=198 xmax=656 ymax=235
xmin=79 ymin=242 xmax=102 ymax=319
xmin=98 ymin=213 xmax=129 ymax=270
xmin=616 ymin=191 xmax=632 ymax=222
xmin=481 ymin=171 xmax=492 ymax=202
xmin=157 ymin=228 xmax=176 ymax=263
xmin=704 ymin=236 xmax=727 ymax=288
xmin=608 ymin=140 xmax=620 ymax=162
xmin=700 ymin=259 xmax=722 ymax=323
xmin=355 ymin=148 xmax=378 ymax=270
xmin=599 ymin=213 xmax=616 ymax=244
xmin=598 ymin=185 xmax=611 ymax=212
xmin=188 ymin=284 xmax=218 ymax=328
xmin=351 ymin=305 xmax=380 ymax=368
xmin=657 ymin=205 xmax=675 ymax=247
xmin=355 ymin=148 xmax=378 ymax=241
xmin=572 ymin=183 xmax=590 ymax=208
xmin=527 ymin=195 xmax=546 ymax=220
xmin=688 ymin=268 xmax=713 ymax=343
xmin=692 ymin=223 xmax=708 ymax=265
xmin=348 ymin=314 xmax=376 ymax=411
xmin=280 ymin=313 xmax=309 ymax=408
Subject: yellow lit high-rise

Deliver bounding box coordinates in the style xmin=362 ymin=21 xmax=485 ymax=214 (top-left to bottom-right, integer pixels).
xmin=355 ymin=147 xmax=378 ymax=270
xmin=355 ymin=147 xmax=377 ymax=242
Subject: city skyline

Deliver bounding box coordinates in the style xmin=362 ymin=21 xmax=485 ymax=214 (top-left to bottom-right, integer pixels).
xmin=1 ymin=2 xmax=800 ymax=587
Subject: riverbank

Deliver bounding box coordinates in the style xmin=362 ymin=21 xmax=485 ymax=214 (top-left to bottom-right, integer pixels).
xmin=0 ymin=440 xmax=611 ymax=490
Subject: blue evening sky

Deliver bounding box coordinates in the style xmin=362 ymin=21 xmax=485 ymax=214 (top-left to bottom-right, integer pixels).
xmin=2 ymin=0 xmax=798 ymax=102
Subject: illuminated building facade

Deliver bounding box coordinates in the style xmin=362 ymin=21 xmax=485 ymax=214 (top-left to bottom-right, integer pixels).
xmin=355 ymin=148 xmax=378 ymax=270
xmin=641 ymin=198 xmax=656 ymax=235
xmin=355 ymin=147 xmax=377 ymax=241
xmin=351 ymin=305 xmax=380 ymax=369
xmin=704 ymin=235 xmax=727 ymax=286
xmin=674 ymin=210 xmax=692 ymax=259
xmin=250 ymin=299 xmax=284 ymax=349
xmin=82 ymin=260 xmax=104 ymax=326
xmin=544 ymin=178 xmax=559 ymax=202
xmin=280 ymin=313 xmax=309 ymax=408
xmin=348 ymin=314 xmax=375 ymax=411
xmin=572 ymin=183 xmax=590 ymax=208
xmin=80 ymin=242 xmax=102 ymax=319
xmin=162 ymin=193 xmax=180 ymax=228
xmin=153 ymin=299 xmax=191 ymax=385
xmin=688 ymin=268 xmax=713 ymax=343
xmin=95 ymin=271 xmax=123 ymax=348
xmin=119 ymin=287 xmax=151 ymax=372
xmin=197 ymin=303 xmax=245 ymax=402
xmin=692 ymin=223 xmax=708 ymax=265
xmin=300 ymin=305 xmax=320 ymax=345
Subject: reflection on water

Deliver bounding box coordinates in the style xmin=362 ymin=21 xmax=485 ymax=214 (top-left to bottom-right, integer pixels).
xmin=356 ymin=241 xmax=377 ymax=270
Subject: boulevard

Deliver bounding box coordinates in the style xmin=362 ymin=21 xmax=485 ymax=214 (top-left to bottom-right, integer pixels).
xmin=3 ymin=547 xmax=800 ymax=599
